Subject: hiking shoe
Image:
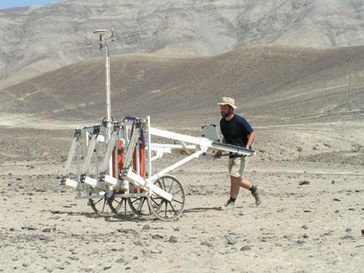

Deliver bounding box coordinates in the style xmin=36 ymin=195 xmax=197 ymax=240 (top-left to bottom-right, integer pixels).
xmin=252 ymin=188 xmax=262 ymax=206
xmin=220 ymin=199 xmax=235 ymax=210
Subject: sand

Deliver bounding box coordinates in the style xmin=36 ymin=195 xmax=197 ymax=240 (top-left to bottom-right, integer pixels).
xmin=0 ymin=119 xmax=363 ymax=273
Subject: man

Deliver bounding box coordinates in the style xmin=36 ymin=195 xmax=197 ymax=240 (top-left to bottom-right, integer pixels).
xmin=214 ymin=97 xmax=261 ymax=208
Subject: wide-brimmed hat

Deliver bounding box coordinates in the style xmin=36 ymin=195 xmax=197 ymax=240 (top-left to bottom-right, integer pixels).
xmin=217 ymin=97 xmax=236 ymax=109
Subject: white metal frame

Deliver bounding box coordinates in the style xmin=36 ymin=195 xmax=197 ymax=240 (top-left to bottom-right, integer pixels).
xmin=64 ymin=116 xmax=254 ymax=202
xmin=62 ymin=28 xmax=255 ymax=219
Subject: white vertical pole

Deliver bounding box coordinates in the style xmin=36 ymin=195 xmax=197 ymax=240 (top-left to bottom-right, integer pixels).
xmin=147 ymin=116 xmax=152 ymax=179
xmin=105 ymin=44 xmax=112 ymax=123
xmin=105 ymin=42 xmax=113 ymax=177
xmin=136 ymin=140 xmax=140 ymax=176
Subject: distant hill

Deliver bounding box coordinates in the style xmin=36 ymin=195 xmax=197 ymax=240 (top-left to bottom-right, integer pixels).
xmin=2 ymin=45 xmax=363 ymax=127
xmin=0 ymin=0 xmax=363 ymax=87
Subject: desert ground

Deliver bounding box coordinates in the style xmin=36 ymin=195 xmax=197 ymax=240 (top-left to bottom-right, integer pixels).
xmin=0 ymin=116 xmax=363 ymax=273
xmin=1 ymin=1 xmax=364 ymax=272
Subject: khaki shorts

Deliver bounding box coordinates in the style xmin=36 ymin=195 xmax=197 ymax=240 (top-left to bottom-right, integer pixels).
xmin=228 ymin=156 xmax=248 ymax=178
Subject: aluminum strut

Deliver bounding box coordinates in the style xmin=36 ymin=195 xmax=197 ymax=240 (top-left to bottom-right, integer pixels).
xmin=121 ymin=122 xmax=141 ymax=175
xmin=211 ymin=141 xmax=254 ymax=156
xmin=81 ymin=126 xmax=100 ymax=175
xmin=64 ymin=129 xmax=81 ymax=176
xmin=99 ymin=130 xmax=118 ymax=174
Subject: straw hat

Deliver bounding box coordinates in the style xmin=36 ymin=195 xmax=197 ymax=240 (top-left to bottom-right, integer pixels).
xmin=217 ymin=97 xmax=237 ymax=109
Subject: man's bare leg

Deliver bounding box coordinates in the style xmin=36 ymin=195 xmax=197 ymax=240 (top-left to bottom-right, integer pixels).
xmin=230 ymin=176 xmax=261 ymax=206
xmin=230 ymin=176 xmax=254 ymax=197
xmin=240 ymin=178 xmax=253 ymax=190
xmin=230 ymin=176 xmax=243 ymax=198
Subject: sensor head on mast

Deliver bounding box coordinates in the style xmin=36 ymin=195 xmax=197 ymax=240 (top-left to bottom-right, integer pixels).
xmin=93 ymin=29 xmax=108 ymax=36
xmin=93 ymin=29 xmax=113 ymax=49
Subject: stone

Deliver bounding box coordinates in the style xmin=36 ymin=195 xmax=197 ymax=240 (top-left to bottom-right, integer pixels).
xmin=142 ymin=225 xmax=150 ymax=231
xmin=169 ymin=236 xmax=178 ymax=243
xmin=22 ymin=226 xmax=37 ymax=231
xmin=133 ymin=240 xmax=143 ymax=246
xmin=299 ymin=180 xmax=310 ymax=185
xmin=225 ymin=236 xmax=238 ymax=245
xmin=201 ymin=240 xmax=213 ymax=247
xmin=342 ymin=235 xmax=356 ymax=241
xmin=240 ymin=245 xmax=251 ymax=251
xmin=152 ymin=234 xmax=163 ymax=240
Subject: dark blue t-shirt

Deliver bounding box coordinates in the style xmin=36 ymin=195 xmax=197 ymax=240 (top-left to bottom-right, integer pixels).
xmin=220 ymin=115 xmax=254 ymax=149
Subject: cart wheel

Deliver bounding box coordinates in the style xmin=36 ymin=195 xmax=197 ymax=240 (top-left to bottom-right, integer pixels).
xmin=148 ymin=175 xmax=185 ymax=221
xmin=127 ymin=196 xmax=152 ymax=217
xmin=88 ymin=193 xmax=113 ymax=216
xmin=127 ymin=180 xmax=164 ymax=217
xmin=108 ymin=195 xmax=129 ymax=216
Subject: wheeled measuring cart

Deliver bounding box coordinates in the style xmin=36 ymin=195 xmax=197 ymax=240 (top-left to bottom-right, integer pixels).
xmin=63 ymin=28 xmax=254 ymax=221
xmin=63 ymin=116 xmax=254 ymax=221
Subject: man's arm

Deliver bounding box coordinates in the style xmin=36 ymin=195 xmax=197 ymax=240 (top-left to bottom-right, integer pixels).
xmin=213 ymin=137 xmax=224 ymax=159
xmin=238 ymin=116 xmax=255 ymax=149
xmin=246 ymin=130 xmax=256 ymax=149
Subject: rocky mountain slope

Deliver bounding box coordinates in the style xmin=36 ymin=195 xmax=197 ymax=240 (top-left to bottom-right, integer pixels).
xmin=2 ymin=45 xmax=363 ymax=127
xmin=1 ymin=0 xmax=363 ymax=87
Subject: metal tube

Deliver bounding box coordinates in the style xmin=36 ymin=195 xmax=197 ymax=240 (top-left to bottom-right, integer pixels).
xmin=150 ymin=127 xmax=211 ymax=147
xmin=100 ymin=132 xmax=117 ymax=173
xmin=105 ymin=43 xmax=112 ymax=122
xmin=76 ymin=143 xmax=81 ymax=181
xmin=114 ymin=145 xmax=118 ymax=178
xmin=65 ymin=137 xmax=78 ymax=175
xmin=147 ymin=116 xmax=152 ymax=178
xmin=149 ymin=150 xmax=203 ymax=182
xmin=81 ymin=135 xmax=97 ymax=174
xmin=105 ymin=43 xmax=113 ymax=176
xmin=122 ymin=128 xmax=140 ymax=173
xmin=93 ymin=29 xmax=114 ymax=176
xmin=136 ymin=140 xmax=140 ymax=176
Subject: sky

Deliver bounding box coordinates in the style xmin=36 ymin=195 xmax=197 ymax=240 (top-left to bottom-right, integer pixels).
xmin=0 ymin=0 xmax=59 ymax=10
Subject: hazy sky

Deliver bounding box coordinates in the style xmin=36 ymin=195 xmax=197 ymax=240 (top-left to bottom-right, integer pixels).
xmin=0 ymin=0 xmax=59 ymax=10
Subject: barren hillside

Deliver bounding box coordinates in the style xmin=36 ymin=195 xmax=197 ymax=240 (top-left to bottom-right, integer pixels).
xmin=0 ymin=0 xmax=363 ymax=87
xmin=2 ymin=45 xmax=363 ymax=127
